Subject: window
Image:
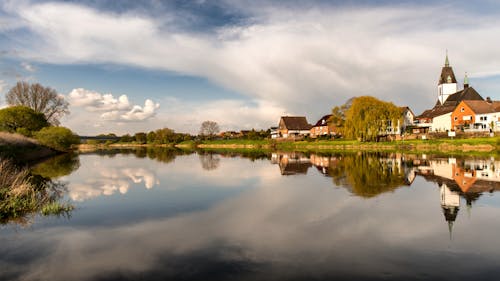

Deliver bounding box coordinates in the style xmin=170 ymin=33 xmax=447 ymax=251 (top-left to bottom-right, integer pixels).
xmin=454 ymin=116 xmax=458 ymax=121
xmin=461 ymin=107 xmax=465 ymax=112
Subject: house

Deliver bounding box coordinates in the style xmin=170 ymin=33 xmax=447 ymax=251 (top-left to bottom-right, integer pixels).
xmin=278 ymin=116 xmax=312 ymax=139
xmin=415 ymin=54 xmax=486 ymax=132
xmin=310 ymin=114 xmax=338 ymax=138
xmin=451 ymin=99 xmax=500 ymax=132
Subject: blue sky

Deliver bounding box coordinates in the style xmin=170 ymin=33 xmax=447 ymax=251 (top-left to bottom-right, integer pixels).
xmin=1 ymin=0 xmax=500 ymax=135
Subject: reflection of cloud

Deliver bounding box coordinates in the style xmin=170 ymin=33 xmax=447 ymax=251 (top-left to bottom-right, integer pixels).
xmin=68 ymin=167 xmax=159 ymax=201
xmin=9 ymin=175 xmax=500 ymax=281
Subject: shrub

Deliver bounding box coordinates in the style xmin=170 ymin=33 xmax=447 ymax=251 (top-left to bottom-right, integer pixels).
xmin=34 ymin=126 xmax=80 ymax=151
xmin=0 ymin=106 xmax=49 ymax=136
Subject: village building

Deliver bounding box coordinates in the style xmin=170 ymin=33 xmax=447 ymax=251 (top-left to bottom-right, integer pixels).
xmin=415 ymin=55 xmax=489 ymax=132
xmin=309 ymin=114 xmax=338 ymax=138
xmin=277 ymin=116 xmax=312 ymax=139
xmin=451 ymin=99 xmax=500 ymax=132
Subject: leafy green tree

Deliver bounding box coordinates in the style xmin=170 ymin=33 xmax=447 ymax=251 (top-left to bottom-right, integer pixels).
xmin=34 ymin=126 xmax=80 ymax=151
xmin=0 ymin=106 xmax=49 ymax=136
xmin=6 ymin=81 xmax=69 ymax=125
xmin=120 ymin=134 xmax=134 ymax=143
xmin=146 ymin=131 xmax=157 ymax=143
xmin=155 ymin=128 xmax=175 ymax=144
xmin=134 ymin=132 xmax=147 ymax=144
xmin=342 ymin=96 xmax=401 ymax=142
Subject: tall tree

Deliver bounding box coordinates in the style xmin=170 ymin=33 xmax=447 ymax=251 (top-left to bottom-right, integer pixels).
xmin=6 ymin=81 xmax=69 ymax=125
xmin=199 ymin=121 xmax=219 ymax=138
xmin=342 ymin=96 xmax=401 ymax=142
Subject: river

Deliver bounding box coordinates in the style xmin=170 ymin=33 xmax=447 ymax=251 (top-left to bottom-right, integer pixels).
xmin=1 ymin=148 xmax=500 ymax=281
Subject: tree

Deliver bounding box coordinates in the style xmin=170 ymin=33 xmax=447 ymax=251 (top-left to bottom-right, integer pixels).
xmin=154 ymin=128 xmax=175 ymax=144
xmin=134 ymin=132 xmax=147 ymax=144
xmin=34 ymin=126 xmax=80 ymax=151
xmin=342 ymin=96 xmax=401 ymax=142
xmin=146 ymin=131 xmax=157 ymax=143
xmin=199 ymin=121 xmax=220 ymax=138
xmin=0 ymin=106 xmax=49 ymax=136
xmin=6 ymin=81 xmax=69 ymax=125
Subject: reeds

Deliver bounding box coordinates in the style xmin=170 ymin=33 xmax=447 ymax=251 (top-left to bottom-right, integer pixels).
xmin=0 ymin=159 xmax=73 ymax=224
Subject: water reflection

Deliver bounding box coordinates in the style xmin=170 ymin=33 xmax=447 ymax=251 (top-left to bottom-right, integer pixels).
xmin=198 ymin=152 xmax=221 ymax=171
xmin=68 ymin=166 xmax=159 ymax=201
xmin=3 ymin=149 xmax=500 ymax=281
xmin=271 ymin=152 xmax=500 ymax=237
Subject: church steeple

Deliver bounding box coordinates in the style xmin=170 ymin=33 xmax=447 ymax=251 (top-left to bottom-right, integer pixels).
xmin=437 ymin=51 xmax=458 ymax=104
xmin=464 ymin=72 xmax=469 ymax=88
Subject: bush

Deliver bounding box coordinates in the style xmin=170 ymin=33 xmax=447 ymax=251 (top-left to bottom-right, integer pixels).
xmin=0 ymin=106 xmax=49 ymax=136
xmin=34 ymin=127 xmax=80 ymax=151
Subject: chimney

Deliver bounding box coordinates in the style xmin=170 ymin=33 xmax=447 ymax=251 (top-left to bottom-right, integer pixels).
xmin=486 ymin=97 xmax=492 ymax=103
xmin=463 ymin=72 xmax=469 ymax=89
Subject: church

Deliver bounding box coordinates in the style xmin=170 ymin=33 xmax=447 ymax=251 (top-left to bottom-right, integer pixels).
xmin=415 ymin=53 xmax=499 ymax=132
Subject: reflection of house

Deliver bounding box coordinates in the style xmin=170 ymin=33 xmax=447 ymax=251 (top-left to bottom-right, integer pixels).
xmin=278 ymin=116 xmax=312 ymax=139
xmin=309 ymin=154 xmax=341 ymax=175
xmin=272 ymin=152 xmax=312 ymax=175
xmin=310 ymin=114 xmax=338 ymax=138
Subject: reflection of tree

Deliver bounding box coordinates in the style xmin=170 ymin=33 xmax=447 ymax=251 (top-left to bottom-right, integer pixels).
xmin=328 ymin=153 xmax=408 ymax=197
xmin=199 ymin=153 xmax=221 ymax=171
xmin=31 ymin=153 xmax=81 ymax=179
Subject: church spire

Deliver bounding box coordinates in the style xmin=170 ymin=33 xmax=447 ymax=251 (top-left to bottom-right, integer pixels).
xmin=464 ymin=72 xmax=469 ymax=88
xmin=445 ymin=50 xmax=450 ymax=67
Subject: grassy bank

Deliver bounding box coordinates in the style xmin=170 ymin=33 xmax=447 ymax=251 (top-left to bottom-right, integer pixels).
xmin=175 ymin=137 xmax=500 ymax=155
xmin=0 ymin=132 xmax=60 ymax=164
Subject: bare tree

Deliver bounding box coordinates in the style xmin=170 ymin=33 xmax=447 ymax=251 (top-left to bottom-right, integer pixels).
xmin=199 ymin=120 xmax=220 ymax=137
xmin=6 ymin=81 xmax=69 ymax=125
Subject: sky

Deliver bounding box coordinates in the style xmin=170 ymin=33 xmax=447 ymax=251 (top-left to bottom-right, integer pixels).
xmin=1 ymin=0 xmax=500 ymax=135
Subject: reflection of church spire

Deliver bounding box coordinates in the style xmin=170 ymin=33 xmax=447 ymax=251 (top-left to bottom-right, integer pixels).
xmin=440 ymin=183 xmax=460 ymax=240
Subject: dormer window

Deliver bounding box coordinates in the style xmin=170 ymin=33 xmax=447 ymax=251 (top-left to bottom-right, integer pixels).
xmin=447 ymin=75 xmax=452 ymax=83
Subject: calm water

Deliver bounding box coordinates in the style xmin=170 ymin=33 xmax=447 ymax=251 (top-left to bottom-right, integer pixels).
xmin=2 ymin=148 xmax=500 ymax=281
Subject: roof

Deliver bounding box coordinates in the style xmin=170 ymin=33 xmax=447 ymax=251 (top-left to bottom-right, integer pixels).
xmin=443 ymin=87 xmax=484 ymax=106
xmin=399 ymin=106 xmax=415 ymax=116
xmin=439 ymin=66 xmax=457 ymax=85
xmin=417 ymin=105 xmax=456 ymax=119
xmin=462 ymin=100 xmax=499 ymax=114
xmin=280 ymin=116 xmax=312 ymax=130
xmin=313 ymin=114 xmax=332 ymax=127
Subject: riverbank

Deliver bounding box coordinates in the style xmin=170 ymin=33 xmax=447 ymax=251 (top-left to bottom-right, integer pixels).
xmin=185 ymin=137 xmax=499 ymax=153
xmin=0 ymin=132 xmax=60 ymax=164
xmin=77 ymin=136 xmax=500 ymax=155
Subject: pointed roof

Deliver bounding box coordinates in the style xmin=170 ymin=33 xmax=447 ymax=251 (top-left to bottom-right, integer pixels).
xmin=280 ymin=116 xmax=312 ymax=130
xmin=439 ymin=53 xmax=457 ymax=85
xmin=312 ymin=114 xmax=332 ymax=127
xmin=442 ymin=86 xmax=484 ymax=106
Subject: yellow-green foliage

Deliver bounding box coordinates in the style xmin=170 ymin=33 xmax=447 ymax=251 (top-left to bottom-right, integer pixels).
xmin=343 ymin=96 xmax=402 ymax=142
xmin=0 ymin=105 xmax=49 ymax=136
xmin=35 ymin=126 xmax=80 ymax=151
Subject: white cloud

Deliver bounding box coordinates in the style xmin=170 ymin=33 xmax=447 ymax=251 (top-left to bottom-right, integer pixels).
xmin=4 ymin=1 xmax=500 ymax=134
xmin=67 ymin=88 xmax=159 ymax=123
xmin=21 ymin=61 xmax=36 ymax=72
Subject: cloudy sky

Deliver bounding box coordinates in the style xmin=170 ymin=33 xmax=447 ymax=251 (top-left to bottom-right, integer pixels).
xmin=1 ymin=0 xmax=500 ymax=135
